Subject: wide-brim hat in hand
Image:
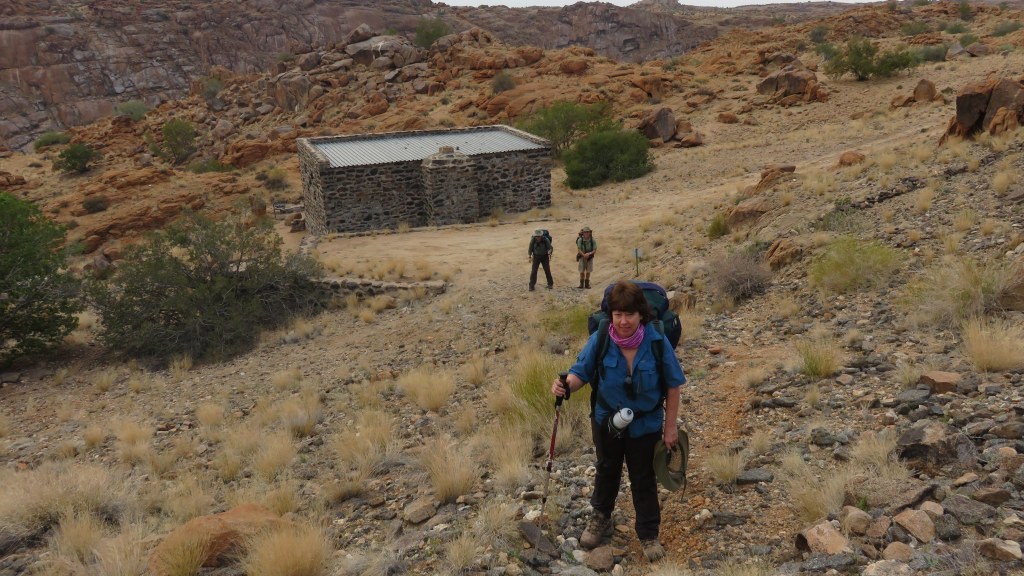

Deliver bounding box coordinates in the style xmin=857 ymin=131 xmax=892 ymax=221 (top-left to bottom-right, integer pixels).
xmin=653 ymin=427 xmax=688 ymax=492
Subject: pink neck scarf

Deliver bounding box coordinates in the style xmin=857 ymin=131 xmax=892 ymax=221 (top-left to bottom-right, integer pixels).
xmin=609 ymin=322 xmax=645 ymax=350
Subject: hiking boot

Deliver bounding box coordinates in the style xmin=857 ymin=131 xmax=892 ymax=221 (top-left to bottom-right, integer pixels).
xmin=529 ymin=286 xmax=535 ymax=291
xmin=579 ymin=280 xmax=585 ymax=289
xmin=642 ymin=539 xmax=665 ymax=562
xmin=580 ymin=512 xmax=612 ymax=549
xmin=585 ymin=279 xmax=591 ymax=289
xmin=546 ymin=284 xmax=553 ymax=290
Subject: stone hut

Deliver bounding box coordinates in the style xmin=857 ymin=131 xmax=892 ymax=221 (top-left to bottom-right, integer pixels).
xmin=297 ymin=125 xmax=552 ymax=234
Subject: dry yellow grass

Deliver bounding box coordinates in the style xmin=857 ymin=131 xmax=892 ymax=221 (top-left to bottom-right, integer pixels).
xmin=706 ymin=448 xmax=744 ymax=486
xmin=91 ymin=525 xmax=146 ymax=576
xmin=52 ymin=510 xmax=106 ymax=564
xmin=443 ymin=532 xmax=483 ymax=574
xmin=906 ymin=229 xmax=923 ymax=243
xmin=420 ymin=435 xmax=477 ymax=503
xmin=242 ymin=524 xmax=332 ymax=576
xmin=196 ymin=403 xmax=225 ymax=429
xmin=894 ymin=362 xmax=923 ymax=389
xmin=280 ymin=388 xmax=322 ymax=437
xmin=954 ymin=209 xmax=977 ymax=232
xmin=397 ymin=366 xmax=455 ymax=412
xmin=93 ymin=368 xmax=118 ymax=393
xmin=0 ymin=413 xmax=9 ymax=438
xmin=169 ymin=355 xmax=192 ymax=381
xmin=253 ymin=431 xmax=297 ymax=481
xmin=213 ymin=449 xmax=244 ymax=481
xmin=804 ymin=383 xmax=821 ymax=409
xmin=740 ymin=367 xmax=768 ymax=389
xmin=151 ymin=531 xmax=210 ymax=576
xmin=126 ymin=372 xmax=153 ymax=394
xmin=780 ymin=451 xmax=847 ymax=522
xmin=113 ymin=420 xmax=152 ymax=465
xmin=146 ymin=449 xmax=179 ymax=478
xmin=993 ymin=170 xmax=1015 ymax=195
xmin=795 ymin=334 xmax=843 ymax=379
xmin=332 ymin=410 xmax=400 ymax=478
xmin=962 ymin=317 xmax=1024 ymax=372
xmin=463 ymin=354 xmax=488 ymax=386
xmin=82 ymin=424 xmax=105 ymax=449
xmin=914 ymin=186 xmax=934 ymax=213
xmin=164 ymin=476 xmax=215 ymax=523
xmin=485 ymin=424 xmax=532 ymax=492
xmin=271 ymin=367 xmax=303 ymax=391
xmin=746 ymin=429 xmax=772 ymax=457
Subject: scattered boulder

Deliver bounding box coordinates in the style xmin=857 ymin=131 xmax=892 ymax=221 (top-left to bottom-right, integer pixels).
xmin=718 ymin=111 xmax=739 ymax=124
xmin=913 ymin=79 xmax=937 ymax=103
xmin=838 ymin=151 xmax=866 ymax=166
xmin=637 ymin=107 xmax=677 ymax=143
xmin=896 ymin=420 xmax=978 ymax=473
xmin=943 ymin=77 xmax=1024 ymax=141
xmin=765 ymin=238 xmax=805 ymax=270
xmin=919 ymin=371 xmax=959 ymax=394
xmin=965 ymin=42 xmax=991 ymax=57
xmin=796 ymin=521 xmax=853 ymax=554
xmin=148 ymin=504 xmax=290 ymax=576
xmin=977 ymin=538 xmax=1022 ymax=561
xmin=756 ymin=65 xmax=827 ymax=104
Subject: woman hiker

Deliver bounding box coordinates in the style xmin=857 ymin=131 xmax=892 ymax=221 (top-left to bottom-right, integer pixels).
xmin=576 ymin=226 xmax=597 ymax=289
xmin=551 ymin=280 xmax=686 ymax=562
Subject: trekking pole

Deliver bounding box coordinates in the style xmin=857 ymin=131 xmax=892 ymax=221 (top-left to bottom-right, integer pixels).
xmin=541 ymin=372 xmax=570 ymax=512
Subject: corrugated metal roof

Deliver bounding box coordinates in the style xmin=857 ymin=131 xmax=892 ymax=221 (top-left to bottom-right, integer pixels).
xmin=309 ymin=128 xmax=547 ymax=168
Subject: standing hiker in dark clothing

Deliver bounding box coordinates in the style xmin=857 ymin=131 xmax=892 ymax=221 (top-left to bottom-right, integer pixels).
xmin=528 ymin=229 xmax=554 ymax=291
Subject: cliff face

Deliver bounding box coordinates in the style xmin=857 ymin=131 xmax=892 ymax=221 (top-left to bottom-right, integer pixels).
xmin=0 ymin=0 xmax=435 ymax=150
xmin=446 ymin=2 xmax=718 ymax=63
xmin=0 ymin=0 xmax=740 ymax=150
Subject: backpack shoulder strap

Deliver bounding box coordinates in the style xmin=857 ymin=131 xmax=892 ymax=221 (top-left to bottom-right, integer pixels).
xmin=651 ymin=321 xmax=668 ymax=407
xmin=590 ymin=318 xmax=610 ymax=417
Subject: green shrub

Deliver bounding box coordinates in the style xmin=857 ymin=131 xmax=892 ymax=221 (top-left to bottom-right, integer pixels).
xmin=993 ymin=21 xmax=1023 ymax=36
xmin=959 ymin=33 xmax=980 ymax=47
xmin=901 ymin=21 xmax=931 ymax=36
xmin=917 ymin=44 xmax=949 ymax=62
xmin=491 ymin=71 xmax=516 ymax=94
xmin=188 ymin=158 xmax=233 ymax=174
xmin=33 ymin=131 xmax=71 ymax=151
xmin=872 ymin=48 xmax=922 ymax=78
xmin=414 ymin=17 xmax=451 ymax=48
xmin=942 ymin=21 xmax=969 ymax=33
xmin=824 ymin=38 xmax=921 ymax=80
xmin=959 ymin=0 xmax=973 ymax=20
xmin=809 ymin=25 xmax=829 ymax=44
xmin=815 ymin=42 xmax=839 ymax=61
xmin=160 ymin=119 xmax=197 ymax=165
xmin=808 ymin=236 xmax=905 ymax=294
xmin=539 ymin=304 xmax=591 ymax=338
xmin=517 ymin=100 xmax=618 ymax=158
xmin=0 ymin=193 xmax=81 ymax=367
xmin=81 ymin=196 xmax=109 ymax=214
xmin=264 ymin=168 xmax=288 ymax=190
xmin=277 ymin=52 xmax=295 ymax=62
xmin=708 ymin=252 xmax=771 ymax=302
xmin=707 ymin=213 xmax=730 ymax=240
xmin=114 ymin=100 xmax=148 ymax=121
xmin=88 ymin=212 xmax=324 ymax=363
xmin=201 ymin=77 xmax=224 ymax=101
xmin=563 ymin=130 xmax=653 ymax=189
xmin=903 ymin=256 xmax=1024 ymax=326
xmin=913 ymin=0 xmax=930 ymax=6
xmin=53 ymin=143 xmax=100 ymax=174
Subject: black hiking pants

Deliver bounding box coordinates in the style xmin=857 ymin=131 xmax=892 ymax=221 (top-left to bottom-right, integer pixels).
xmin=529 ymin=255 xmax=553 ymax=288
xmin=590 ymin=419 xmax=661 ymax=540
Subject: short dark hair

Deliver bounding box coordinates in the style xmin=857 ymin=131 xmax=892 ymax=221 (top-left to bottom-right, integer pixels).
xmin=606 ymin=281 xmax=653 ymax=324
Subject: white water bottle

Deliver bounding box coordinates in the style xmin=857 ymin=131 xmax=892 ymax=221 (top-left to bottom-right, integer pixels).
xmin=608 ymin=408 xmax=634 ymax=438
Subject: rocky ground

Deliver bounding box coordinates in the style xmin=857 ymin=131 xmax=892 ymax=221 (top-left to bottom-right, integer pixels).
xmin=3 ymin=2 xmax=1024 ymax=576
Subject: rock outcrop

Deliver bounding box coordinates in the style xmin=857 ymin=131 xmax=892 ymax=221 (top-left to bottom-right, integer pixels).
xmin=943 ymin=77 xmax=1024 ymax=141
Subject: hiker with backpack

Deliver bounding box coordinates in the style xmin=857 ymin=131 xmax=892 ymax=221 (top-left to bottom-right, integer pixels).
xmin=527 ymin=228 xmax=554 ymax=291
xmin=576 ymin=226 xmax=597 ymax=289
xmin=550 ymin=280 xmax=686 ymax=563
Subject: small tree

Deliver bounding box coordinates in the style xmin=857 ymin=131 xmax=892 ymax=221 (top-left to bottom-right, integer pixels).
xmin=0 ymin=193 xmax=81 ymax=367
xmin=415 ymin=17 xmax=451 ymax=48
xmin=33 ymin=131 xmax=71 ymax=152
xmin=563 ymin=130 xmax=653 ymax=189
xmin=517 ymin=100 xmax=618 ymax=158
xmin=161 ymin=119 xmax=197 ymax=165
xmin=491 ymin=71 xmax=516 ymax=94
xmin=824 ymin=38 xmax=878 ymax=81
xmin=53 ymin=143 xmax=100 ymax=173
xmin=89 ymin=212 xmax=323 ymax=362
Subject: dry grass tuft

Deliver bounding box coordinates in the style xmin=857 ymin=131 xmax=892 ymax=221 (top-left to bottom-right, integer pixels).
xmin=242 ymin=523 xmax=332 ymax=576
xmin=0 ymin=413 xmax=10 ymax=438
xmin=484 ymin=423 xmax=532 ymax=492
xmin=420 ymin=435 xmax=477 ymax=503
xmin=82 ymin=425 xmax=106 ymax=450
xmin=804 ymin=383 xmax=822 ymax=409
xmin=151 ymin=531 xmax=210 ymax=576
xmin=93 ymin=368 xmax=118 ymax=393
xmin=914 ymin=186 xmax=934 ymax=213
xmin=397 ymin=366 xmax=455 ymax=412
xmin=113 ymin=420 xmax=152 ymax=465
xmin=962 ymin=317 xmax=1024 ymax=372
xmin=164 ymin=476 xmax=214 ymax=523
xmin=169 ymin=355 xmax=193 ymax=381
xmin=51 ymin=509 xmax=107 ymax=564
xmin=740 ymin=368 xmax=768 ymax=389
xmin=795 ymin=334 xmax=843 ymax=379
xmin=92 ymin=525 xmax=146 ymax=576
xmin=196 ymin=403 xmax=225 ymax=429
xmin=678 ymin=307 xmax=704 ymax=342
xmin=473 ymin=498 xmax=519 ymax=548
xmin=443 ymin=531 xmax=483 ymax=574
xmin=954 ymin=209 xmax=977 ymax=232
xmin=253 ymin=431 xmax=296 ymax=481
xmin=272 ymin=367 xmax=303 ymax=391
xmin=993 ymin=170 xmax=1015 ymax=196
xmin=904 ymin=256 xmax=1024 ymax=326
xmin=894 ymin=362 xmax=923 ymax=389
xmin=463 ymin=354 xmax=488 ymax=386
xmin=332 ymin=410 xmax=401 ymax=479
xmin=706 ymin=448 xmax=745 ymax=486
xmin=0 ymin=463 xmax=132 ymax=541
xmin=280 ymin=387 xmax=322 ymax=437
xmin=746 ymin=429 xmax=772 ymax=457
xmin=780 ymin=451 xmax=847 ymax=522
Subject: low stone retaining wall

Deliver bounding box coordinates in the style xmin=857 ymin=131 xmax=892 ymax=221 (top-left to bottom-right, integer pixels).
xmin=313 ymin=276 xmax=447 ymax=301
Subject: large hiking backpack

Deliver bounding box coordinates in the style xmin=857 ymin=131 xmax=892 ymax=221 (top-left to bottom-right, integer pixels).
xmin=585 ymin=281 xmax=682 ymax=413
xmin=576 ymin=231 xmax=596 ymax=261
xmin=586 ymin=281 xmax=681 ymax=349
xmin=532 ymin=229 xmax=553 ymax=254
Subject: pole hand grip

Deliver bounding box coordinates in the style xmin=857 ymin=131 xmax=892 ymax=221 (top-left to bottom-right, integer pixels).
xmin=557 ymin=372 xmax=570 ymax=406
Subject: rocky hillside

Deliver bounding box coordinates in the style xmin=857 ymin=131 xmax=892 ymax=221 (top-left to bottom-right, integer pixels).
xmin=0 ymin=0 xmax=854 ymax=151
xmin=4 ymin=1 xmax=1024 ymax=575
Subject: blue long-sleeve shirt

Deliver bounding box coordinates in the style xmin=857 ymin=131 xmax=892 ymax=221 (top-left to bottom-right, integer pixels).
xmin=569 ymin=322 xmax=686 ymax=437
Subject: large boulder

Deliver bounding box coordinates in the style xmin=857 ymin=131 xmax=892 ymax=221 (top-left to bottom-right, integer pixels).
xmin=757 ymin=66 xmax=827 ymax=103
xmin=637 ymin=107 xmax=677 ymax=142
xmin=896 ymin=420 xmax=978 ymax=474
xmin=345 ymin=36 xmax=419 ymax=68
xmin=148 ymin=504 xmax=290 ymax=576
xmin=943 ymin=77 xmax=1024 ymax=140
